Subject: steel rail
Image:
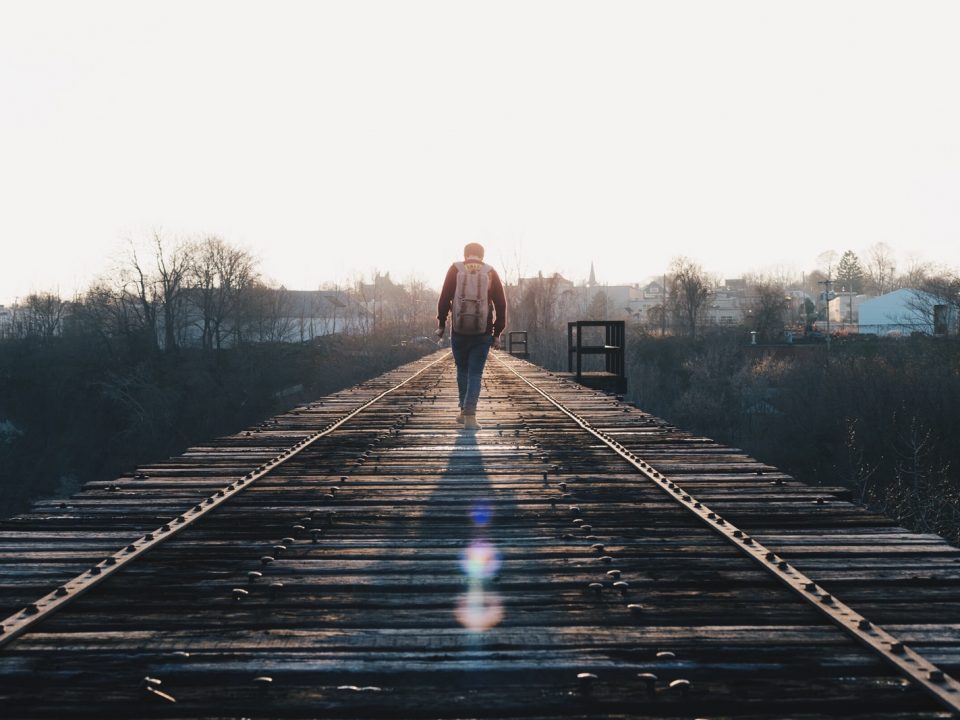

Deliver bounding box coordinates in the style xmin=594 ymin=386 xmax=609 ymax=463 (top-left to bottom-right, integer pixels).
xmin=493 ymin=353 xmax=960 ymax=714
xmin=0 ymin=352 xmax=451 ymax=649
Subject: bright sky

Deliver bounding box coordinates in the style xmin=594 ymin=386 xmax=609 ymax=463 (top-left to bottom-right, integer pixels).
xmin=1 ymin=1 xmax=959 ymax=304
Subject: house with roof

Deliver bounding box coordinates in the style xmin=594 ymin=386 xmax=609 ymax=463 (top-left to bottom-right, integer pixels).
xmin=858 ymin=288 xmax=956 ymax=335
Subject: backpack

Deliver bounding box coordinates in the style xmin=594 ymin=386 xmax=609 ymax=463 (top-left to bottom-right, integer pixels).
xmin=451 ymin=261 xmax=493 ymax=335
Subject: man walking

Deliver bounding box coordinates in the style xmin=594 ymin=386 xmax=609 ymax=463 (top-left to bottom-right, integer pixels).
xmin=436 ymin=242 xmax=507 ymax=431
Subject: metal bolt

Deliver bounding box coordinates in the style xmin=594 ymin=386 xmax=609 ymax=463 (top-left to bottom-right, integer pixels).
xmin=613 ymin=581 xmax=629 ymax=594
xmin=587 ymin=582 xmax=603 ymax=595
xmin=260 ymin=556 xmax=274 ymax=566
xmin=281 ymin=537 xmax=295 ymax=545
xmin=56 ymin=586 xmax=69 ymax=597
xmin=580 ymin=525 xmax=593 ymax=533
xmin=805 ymin=582 xmax=817 ymax=592
xmin=253 ymin=676 xmax=273 ymax=689
xmin=890 ymin=642 xmax=905 ymax=654
xmin=820 ymin=594 xmax=833 ymax=604
xmin=733 ymin=530 xmax=743 ymax=538
xmin=606 ymin=570 xmax=621 ymax=580
xmin=858 ymin=619 xmax=871 ymax=630
xmin=598 ymin=555 xmax=614 ymax=563
xmin=232 ymin=588 xmax=249 ymax=601
xmin=637 ymin=672 xmax=657 ymax=693
xmin=577 ymin=672 xmax=597 ymax=693
xmin=669 ymin=678 xmax=691 ymax=694
xmin=273 ymin=545 xmax=287 ymax=555
xmin=778 ymin=561 xmax=789 ymax=570
xmin=24 ymin=603 xmax=40 ymax=615
xmin=929 ymin=669 xmax=945 ymax=683
xmin=627 ymin=603 xmax=644 ymax=615
xmin=248 ymin=571 xmax=262 ymax=583
xmin=656 ymin=651 xmax=676 ymax=659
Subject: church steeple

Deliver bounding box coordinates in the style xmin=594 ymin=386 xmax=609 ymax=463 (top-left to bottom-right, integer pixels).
xmin=588 ymin=262 xmax=597 ymax=287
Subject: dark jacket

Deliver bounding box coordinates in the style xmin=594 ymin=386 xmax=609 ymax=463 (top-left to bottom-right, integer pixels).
xmin=437 ymin=263 xmax=507 ymax=337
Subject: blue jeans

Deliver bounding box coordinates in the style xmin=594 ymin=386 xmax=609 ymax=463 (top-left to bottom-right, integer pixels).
xmin=451 ymin=333 xmax=493 ymax=414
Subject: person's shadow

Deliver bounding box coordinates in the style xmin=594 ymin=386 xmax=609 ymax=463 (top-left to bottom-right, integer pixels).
xmin=420 ymin=427 xmax=512 ymax=624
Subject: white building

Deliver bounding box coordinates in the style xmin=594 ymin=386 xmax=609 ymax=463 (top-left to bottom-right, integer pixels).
xmin=826 ymin=292 xmax=869 ymax=324
xmin=858 ymin=288 xmax=955 ymax=335
xmin=705 ymin=288 xmax=744 ymax=326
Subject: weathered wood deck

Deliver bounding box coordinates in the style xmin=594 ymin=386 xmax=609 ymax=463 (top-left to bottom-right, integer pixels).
xmin=1 ymin=350 xmax=959 ymax=718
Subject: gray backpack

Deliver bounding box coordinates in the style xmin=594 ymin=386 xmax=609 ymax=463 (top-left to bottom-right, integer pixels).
xmin=451 ymin=261 xmax=493 ymax=335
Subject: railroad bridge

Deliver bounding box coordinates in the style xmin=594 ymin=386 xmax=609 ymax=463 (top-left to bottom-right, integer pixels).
xmin=2 ymin=351 xmax=960 ymax=718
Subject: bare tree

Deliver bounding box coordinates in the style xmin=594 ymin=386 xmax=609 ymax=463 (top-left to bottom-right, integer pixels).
xmin=667 ymin=257 xmax=712 ymax=340
xmin=122 ymin=242 xmax=160 ymax=353
xmin=865 ymin=242 xmax=896 ymax=296
xmin=748 ymin=280 xmax=789 ymax=341
xmin=899 ymin=255 xmax=933 ymax=290
xmin=189 ymin=236 xmax=259 ymax=349
xmin=152 ymin=233 xmax=191 ymax=352
xmin=509 ymin=272 xmax=575 ymax=368
xmin=816 ymin=250 xmax=838 ymax=277
xmin=242 ymin=283 xmax=295 ymax=343
xmin=587 ymin=290 xmax=611 ymax=319
xmin=23 ymin=292 xmax=66 ymax=340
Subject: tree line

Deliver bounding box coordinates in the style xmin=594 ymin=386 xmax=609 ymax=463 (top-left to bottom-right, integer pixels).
xmin=0 ymin=235 xmax=436 ymax=515
xmin=3 ymin=235 xmax=438 ymax=352
xmin=627 ymin=333 xmax=960 ymax=544
xmin=508 ymin=248 xmax=960 ymax=370
xmin=506 ymin=251 xmax=960 ymax=543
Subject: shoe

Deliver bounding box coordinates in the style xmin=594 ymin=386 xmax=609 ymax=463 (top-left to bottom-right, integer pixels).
xmin=463 ymin=414 xmax=481 ymax=430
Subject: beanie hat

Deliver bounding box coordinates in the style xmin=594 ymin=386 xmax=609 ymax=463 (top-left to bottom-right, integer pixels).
xmin=463 ymin=242 xmax=485 ymax=262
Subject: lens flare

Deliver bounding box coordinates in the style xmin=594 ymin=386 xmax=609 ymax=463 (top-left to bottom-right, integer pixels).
xmin=455 ymin=586 xmax=504 ymax=632
xmin=470 ymin=502 xmax=493 ymax=527
xmin=460 ymin=540 xmax=501 ymax=580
